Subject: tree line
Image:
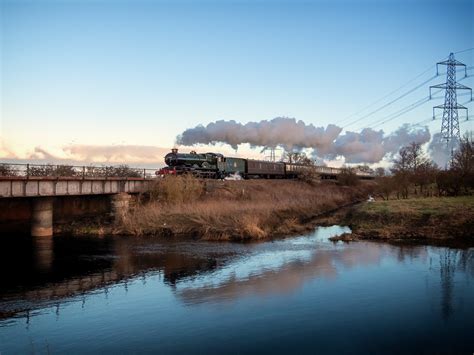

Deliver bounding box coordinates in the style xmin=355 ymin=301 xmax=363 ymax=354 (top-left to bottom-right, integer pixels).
xmin=375 ymin=135 xmax=473 ymax=199
xmin=282 ymin=134 xmax=473 ymax=194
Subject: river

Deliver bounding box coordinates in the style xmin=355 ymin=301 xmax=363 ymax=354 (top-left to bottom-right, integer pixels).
xmin=1 ymin=226 xmax=473 ymax=354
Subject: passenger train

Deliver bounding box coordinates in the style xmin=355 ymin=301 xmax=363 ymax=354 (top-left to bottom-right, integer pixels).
xmin=157 ymin=149 xmax=374 ymax=179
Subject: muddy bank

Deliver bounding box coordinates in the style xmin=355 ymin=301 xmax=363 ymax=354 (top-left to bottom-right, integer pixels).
xmin=324 ymin=196 xmax=474 ymax=244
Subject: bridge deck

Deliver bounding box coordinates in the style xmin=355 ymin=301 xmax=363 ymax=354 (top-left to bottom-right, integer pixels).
xmin=0 ymin=177 xmax=153 ymax=198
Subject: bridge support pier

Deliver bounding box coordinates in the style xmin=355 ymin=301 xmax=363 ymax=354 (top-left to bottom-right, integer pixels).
xmin=110 ymin=193 xmax=131 ymax=223
xmin=33 ymin=235 xmax=54 ymax=271
xmin=31 ymin=197 xmax=54 ymax=237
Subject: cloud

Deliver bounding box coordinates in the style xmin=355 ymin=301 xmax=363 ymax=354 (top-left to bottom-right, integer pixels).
xmin=0 ymin=138 xmax=18 ymax=159
xmin=328 ymin=124 xmax=431 ymax=164
xmin=177 ymin=117 xmax=343 ymax=151
xmin=428 ymin=132 xmax=457 ymax=168
xmin=177 ymin=118 xmax=431 ymax=164
xmin=1 ymin=142 xmax=172 ymax=166
xmin=61 ymin=144 xmax=171 ymax=164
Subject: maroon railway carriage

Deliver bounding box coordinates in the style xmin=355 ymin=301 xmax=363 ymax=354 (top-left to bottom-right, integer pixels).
xmin=246 ymin=160 xmax=285 ymax=178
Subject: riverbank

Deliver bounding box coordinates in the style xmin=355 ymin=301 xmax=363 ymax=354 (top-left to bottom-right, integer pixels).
xmin=326 ymin=196 xmax=474 ymax=243
xmin=117 ymin=179 xmax=374 ymax=240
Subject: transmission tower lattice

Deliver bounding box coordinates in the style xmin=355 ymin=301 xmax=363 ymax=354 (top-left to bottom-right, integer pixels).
xmin=429 ymin=53 xmax=472 ymax=148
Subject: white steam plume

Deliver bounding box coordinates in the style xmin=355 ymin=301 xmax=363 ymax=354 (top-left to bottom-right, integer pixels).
xmin=428 ymin=133 xmax=458 ymax=168
xmin=177 ymin=117 xmax=431 ymax=164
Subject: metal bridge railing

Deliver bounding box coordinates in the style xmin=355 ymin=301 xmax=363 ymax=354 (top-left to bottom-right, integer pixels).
xmin=0 ymin=163 xmax=158 ymax=179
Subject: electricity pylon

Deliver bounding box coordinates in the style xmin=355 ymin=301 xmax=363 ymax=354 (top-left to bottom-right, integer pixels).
xmin=430 ymin=53 xmax=472 ymax=150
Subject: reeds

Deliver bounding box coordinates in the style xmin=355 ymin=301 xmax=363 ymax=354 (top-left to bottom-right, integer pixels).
xmin=120 ymin=176 xmax=374 ymax=240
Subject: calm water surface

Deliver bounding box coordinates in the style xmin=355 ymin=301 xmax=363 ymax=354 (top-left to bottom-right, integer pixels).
xmin=1 ymin=226 xmax=473 ymax=354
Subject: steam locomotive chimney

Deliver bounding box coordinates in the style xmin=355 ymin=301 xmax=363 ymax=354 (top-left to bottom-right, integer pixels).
xmin=171 ymin=148 xmax=178 ymax=154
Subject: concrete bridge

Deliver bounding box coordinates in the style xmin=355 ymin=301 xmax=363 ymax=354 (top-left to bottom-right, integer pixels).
xmin=0 ymin=163 xmax=157 ymax=237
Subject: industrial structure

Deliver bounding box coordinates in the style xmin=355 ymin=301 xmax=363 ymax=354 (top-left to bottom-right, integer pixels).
xmin=430 ymin=53 xmax=472 ymax=151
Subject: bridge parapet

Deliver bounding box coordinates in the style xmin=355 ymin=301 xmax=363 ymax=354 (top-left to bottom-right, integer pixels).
xmin=0 ymin=162 xmax=158 ymax=179
xmin=0 ymin=177 xmax=154 ymax=198
xmin=0 ymin=163 xmax=158 ymax=198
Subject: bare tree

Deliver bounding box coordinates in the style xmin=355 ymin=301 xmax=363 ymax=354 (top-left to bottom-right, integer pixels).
xmin=451 ymin=134 xmax=474 ymax=192
xmin=391 ymin=142 xmax=437 ymax=197
xmin=375 ymin=167 xmax=386 ymax=177
xmin=337 ymin=167 xmax=359 ymax=186
xmin=355 ymin=165 xmax=374 ymax=175
xmin=376 ymin=176 xmax=395 ymax=200
xmin=283 ymin=151 xmax=313 ymax=165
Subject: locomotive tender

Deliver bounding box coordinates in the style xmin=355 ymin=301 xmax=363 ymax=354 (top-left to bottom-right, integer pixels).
xmin=158 ymin=148 xmax=373 ymax=179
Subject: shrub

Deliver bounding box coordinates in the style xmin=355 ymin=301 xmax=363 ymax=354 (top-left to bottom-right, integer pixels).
xmin=337 ymin=168 xmax=359 ymax=186
xmin=111 ymin=165 xmax=142 ymax=178
xmin=375 ymin=176 xmax=395 ymax=200
xmin=0 ymin=164 xmax=19 ymax=177
xmin=436 ymin=170 xmax=462 ymax=196
xmin=149 ymin=174 xmax=204 ymax=204
xmin=28 ymin=164 xmax=56 ymax=177
xmin=297 ymin=168 xmax=320 ymax=185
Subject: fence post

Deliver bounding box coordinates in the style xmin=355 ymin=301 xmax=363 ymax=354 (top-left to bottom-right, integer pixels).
xmin=143 ymin=169 xmax=146 ymax=179
xmin=82 ymin=166 xmax=85 ymax=179
xmin=26 ymin=164 xmax=30 ymax=179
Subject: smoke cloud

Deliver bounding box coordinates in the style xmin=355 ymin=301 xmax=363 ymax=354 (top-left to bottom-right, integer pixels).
xmin=178 ymin=117 xmax=342 ymax=151
xmin=428 ymin=133 xmax=458 ymax=168
xmin=177 ymin=117 xmax=431 ymax=164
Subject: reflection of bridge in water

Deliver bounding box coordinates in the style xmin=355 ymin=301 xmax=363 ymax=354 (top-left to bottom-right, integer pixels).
xmin=0 ymin=237 xmax=220 ymax=321
xmin=1 ymin=233 xmax=473 ymax=326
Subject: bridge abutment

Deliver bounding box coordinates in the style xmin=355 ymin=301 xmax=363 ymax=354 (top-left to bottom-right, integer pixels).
xmin=31 ymin=197 xmax=54 ymax=237
xmin=110 ymin=193 xmax=131 ymax=223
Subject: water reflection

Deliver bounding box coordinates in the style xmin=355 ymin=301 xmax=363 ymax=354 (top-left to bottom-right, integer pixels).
xmin=174 ymin=227 xmax=393 ymax=304
xmin=0 ymin=227 xmax=474 ymax=353
xmin=1 ymin=227 xmax=473 ymax=322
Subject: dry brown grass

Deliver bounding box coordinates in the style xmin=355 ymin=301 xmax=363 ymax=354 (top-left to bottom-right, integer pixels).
xmin=344 ymin=196 xmax=474 ymax=242
xmin=121 ymin=177 xmax=375 ymax=240
xmin=148 ymin=174 xmax=204 ymax=203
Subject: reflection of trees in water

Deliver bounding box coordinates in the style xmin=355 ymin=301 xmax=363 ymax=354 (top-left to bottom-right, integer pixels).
xmin=0 ymin=237 xmax=227 ymax=322
xmin=438 ymin=248 xmax=473 ymax=321
xmin=395 ymin=245 xmax=428 ymax=264
xmin=389 ymin=243 xmax=473 ymax=321
xmin=2 ymin=235 xmax=473 ymax=326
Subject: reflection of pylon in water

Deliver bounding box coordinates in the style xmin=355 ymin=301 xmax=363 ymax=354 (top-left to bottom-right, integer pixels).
xmin=430 ymin=53 xmax=472 ymax=155
xmin=439 ymin=249 xmax=457 ymax=321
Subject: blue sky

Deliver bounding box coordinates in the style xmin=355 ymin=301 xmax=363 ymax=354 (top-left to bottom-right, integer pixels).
xmin=1 ymin=0 xmax=473 ymax=164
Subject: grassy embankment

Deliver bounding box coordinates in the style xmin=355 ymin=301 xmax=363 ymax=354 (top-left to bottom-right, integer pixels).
xmin=328 ymin=196 xmax=474 ymax=243
xmin=119 ymin=176 xmax=374 ymax=241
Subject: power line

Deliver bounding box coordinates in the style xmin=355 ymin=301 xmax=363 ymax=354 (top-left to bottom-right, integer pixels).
xmin=454 ymin=47 xmax=474 ymax=55
xmin=370 ymin=96 xmax=432 ymax=129
xmin=413 ymin=115 xmax=442 ymax=127
xmin=334 ymin=64 xmax=438 ymax=126
xmin=356 ymin=73 xmax=472 ymax=130
xmin=336 ymin=55 xmax=473 ymax=130
xmin=342 ymin=75 xmax=438 ymax=129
